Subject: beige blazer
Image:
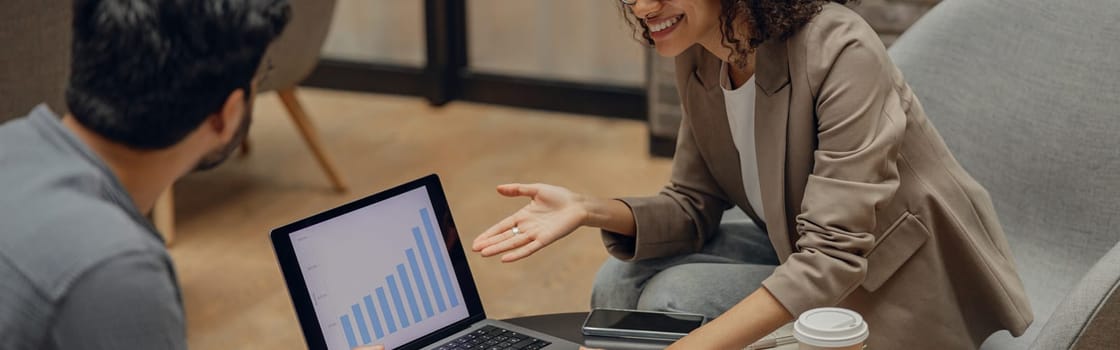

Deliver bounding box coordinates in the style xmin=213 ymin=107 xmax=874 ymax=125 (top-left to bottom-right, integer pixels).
xmin=602 ymin=4 xmax=1032 ymax=348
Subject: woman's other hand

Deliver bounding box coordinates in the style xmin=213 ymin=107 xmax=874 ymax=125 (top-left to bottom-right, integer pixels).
xmin=472 ymin=183 xmax=588 ymax=262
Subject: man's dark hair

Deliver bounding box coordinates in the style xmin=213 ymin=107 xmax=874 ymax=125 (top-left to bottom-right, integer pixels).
xmin=66 ymin=0 xmax=290 ymax=149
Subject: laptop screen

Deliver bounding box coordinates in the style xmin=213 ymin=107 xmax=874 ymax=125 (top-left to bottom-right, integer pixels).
xmin=288 ymin=186 xmax=471 ymax=349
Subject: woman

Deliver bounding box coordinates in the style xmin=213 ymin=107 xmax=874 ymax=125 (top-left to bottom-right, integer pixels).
xmin=472 ymin=0 xmax=1033 ymax=348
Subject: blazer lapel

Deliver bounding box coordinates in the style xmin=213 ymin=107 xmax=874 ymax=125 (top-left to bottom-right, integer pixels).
xmin=754 ymin=39 xmax=795 ymax=261
xmin=682 ymin=49 xmax=757 ymax=223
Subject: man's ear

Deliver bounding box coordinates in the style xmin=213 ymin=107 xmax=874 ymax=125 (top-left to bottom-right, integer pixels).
xmin=207 ymin=89 xmax=246 ymax=142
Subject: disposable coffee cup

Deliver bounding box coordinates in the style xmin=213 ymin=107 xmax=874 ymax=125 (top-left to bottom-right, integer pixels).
xmin=793 ymin=307 xmax=869 ymax=350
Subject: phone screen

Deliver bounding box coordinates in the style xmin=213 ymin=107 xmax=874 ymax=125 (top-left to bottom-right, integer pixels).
xmin=585 ymin=309 xmax=705 ymax=334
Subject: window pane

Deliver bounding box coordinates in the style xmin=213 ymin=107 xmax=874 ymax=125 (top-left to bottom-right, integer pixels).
xmin=468 ymin=0 xmax=646 ymax=86
xmin=321 ymin=0 xmax=425 ymax=67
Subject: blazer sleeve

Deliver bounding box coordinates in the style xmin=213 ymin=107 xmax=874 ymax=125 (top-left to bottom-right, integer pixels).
xmin=761 ymin=13 xmax=907 ymax=316
xmin=601 ymin=104 xmax=734 ymax=261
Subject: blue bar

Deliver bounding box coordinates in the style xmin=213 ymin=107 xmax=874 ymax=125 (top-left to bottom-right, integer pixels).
xmin=397 ymin=264 xmax=424 ymax=323
xmin=351 ymin=304 xmax=371 ymax=344
xmin=407 ymin=249 xmax=435 ymax=317
xmin=421 ymin=208 xmax=460 ymax=307
xmin=363 ymin=295 xmax=385 ymax=339
xmin=387 ymin=275 xmax=411 ymax=328
xmin=413 ymin=227 xmax=447 ymax=312
xmin=340 ymin=315 xmax=358 ymax=348
xmin=376 ymin=287 xmax=397 ymax=333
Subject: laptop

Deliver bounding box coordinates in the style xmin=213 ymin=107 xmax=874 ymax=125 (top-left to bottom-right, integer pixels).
xmin=271 ymin=174 xmax=582 ymax=350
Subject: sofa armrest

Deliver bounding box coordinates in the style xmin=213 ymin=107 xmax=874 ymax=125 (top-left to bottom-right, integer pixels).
xmin=1031 ymin=241 xmax=1120 ymax=349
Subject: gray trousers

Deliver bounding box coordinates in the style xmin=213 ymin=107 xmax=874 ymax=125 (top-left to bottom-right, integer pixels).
xmin=590 ymin=219 xmax=780 ymax=319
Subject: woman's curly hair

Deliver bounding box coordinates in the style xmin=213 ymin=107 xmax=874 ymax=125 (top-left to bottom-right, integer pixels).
xmin=620 ymin=0 xmax=853 ymax=67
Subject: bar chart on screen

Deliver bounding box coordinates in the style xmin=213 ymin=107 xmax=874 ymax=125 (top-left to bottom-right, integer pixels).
xmin=292 ymin=187 xmax=469 ymax=350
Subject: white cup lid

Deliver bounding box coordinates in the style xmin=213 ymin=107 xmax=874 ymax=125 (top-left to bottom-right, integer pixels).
xmin=793 ymin=307 xmax=869 ymax=347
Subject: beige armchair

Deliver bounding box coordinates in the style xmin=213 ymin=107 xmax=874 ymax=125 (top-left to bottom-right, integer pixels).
xmin=0 ymin=0 xmax=70 ymax=123
xmin=153 ymin=0 xmax=347 ymax=244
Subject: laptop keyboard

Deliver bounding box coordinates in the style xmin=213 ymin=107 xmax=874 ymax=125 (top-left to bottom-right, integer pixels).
xmin=435 ymin=325 xmax=552 ymax=350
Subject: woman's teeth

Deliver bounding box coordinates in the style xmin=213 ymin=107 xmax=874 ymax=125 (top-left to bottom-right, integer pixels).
xmin=650 ymin=15 xmax=682 ymax=33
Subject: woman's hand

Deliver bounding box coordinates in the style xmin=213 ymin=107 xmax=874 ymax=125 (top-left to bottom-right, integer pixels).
xmin=472 ymin=183 xmax=588 ymax=262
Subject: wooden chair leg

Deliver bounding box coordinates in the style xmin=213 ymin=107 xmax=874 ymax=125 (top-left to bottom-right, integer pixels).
xmin=153 ymin=188 xmax=176 ymax=246
xmin=277 ymin=87 xmax=348 ymax=192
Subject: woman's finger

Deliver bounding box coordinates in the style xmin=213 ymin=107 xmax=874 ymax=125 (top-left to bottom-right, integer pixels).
xmin=473 ymin=215 xmax=518 ymax=251
xmin=480 ymin=230 xmax=534 ymax=257
xmin=501 ymin=240 xmax=544 ymax=263
xmin=496 ymin=183 xmax=540 ymax=198
xmin=474 ymin=221 xmax=520 ymax=251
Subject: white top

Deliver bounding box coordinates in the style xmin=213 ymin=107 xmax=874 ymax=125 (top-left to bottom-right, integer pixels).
xmin=720 ymin=62 xmax=766 ymax=224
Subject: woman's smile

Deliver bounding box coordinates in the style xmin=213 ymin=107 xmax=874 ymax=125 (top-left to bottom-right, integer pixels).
xmin=647 ymin=14 xmax=685 ymax=41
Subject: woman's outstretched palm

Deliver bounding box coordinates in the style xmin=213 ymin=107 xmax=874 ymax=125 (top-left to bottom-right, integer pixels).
xmin=471 ymin=183 xmax=586 ymax=262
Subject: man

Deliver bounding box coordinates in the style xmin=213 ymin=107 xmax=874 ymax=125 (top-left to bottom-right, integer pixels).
xmin=0 ymin=0 xmax=289 ymax=348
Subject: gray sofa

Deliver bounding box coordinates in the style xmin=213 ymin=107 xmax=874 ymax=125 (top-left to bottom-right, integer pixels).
xmin=888 ymin=0 xmax=1120 ymax=348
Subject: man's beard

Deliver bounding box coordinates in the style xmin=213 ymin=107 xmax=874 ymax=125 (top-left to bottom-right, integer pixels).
xmin=193 ymin=102 xmax=253 ymax=172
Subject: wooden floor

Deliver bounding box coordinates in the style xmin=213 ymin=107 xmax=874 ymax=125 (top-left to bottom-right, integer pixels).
xmin=168 ymin=88 xmax=672 ymax=349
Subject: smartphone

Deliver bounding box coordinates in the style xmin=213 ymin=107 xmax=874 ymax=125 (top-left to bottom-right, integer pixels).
xmin=581 ymin=308 xmax=707 ymax=341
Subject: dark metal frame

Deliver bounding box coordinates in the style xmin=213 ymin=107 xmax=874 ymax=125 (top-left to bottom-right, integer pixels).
xmin=301 ymin=0 xmax=648 ymax=121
